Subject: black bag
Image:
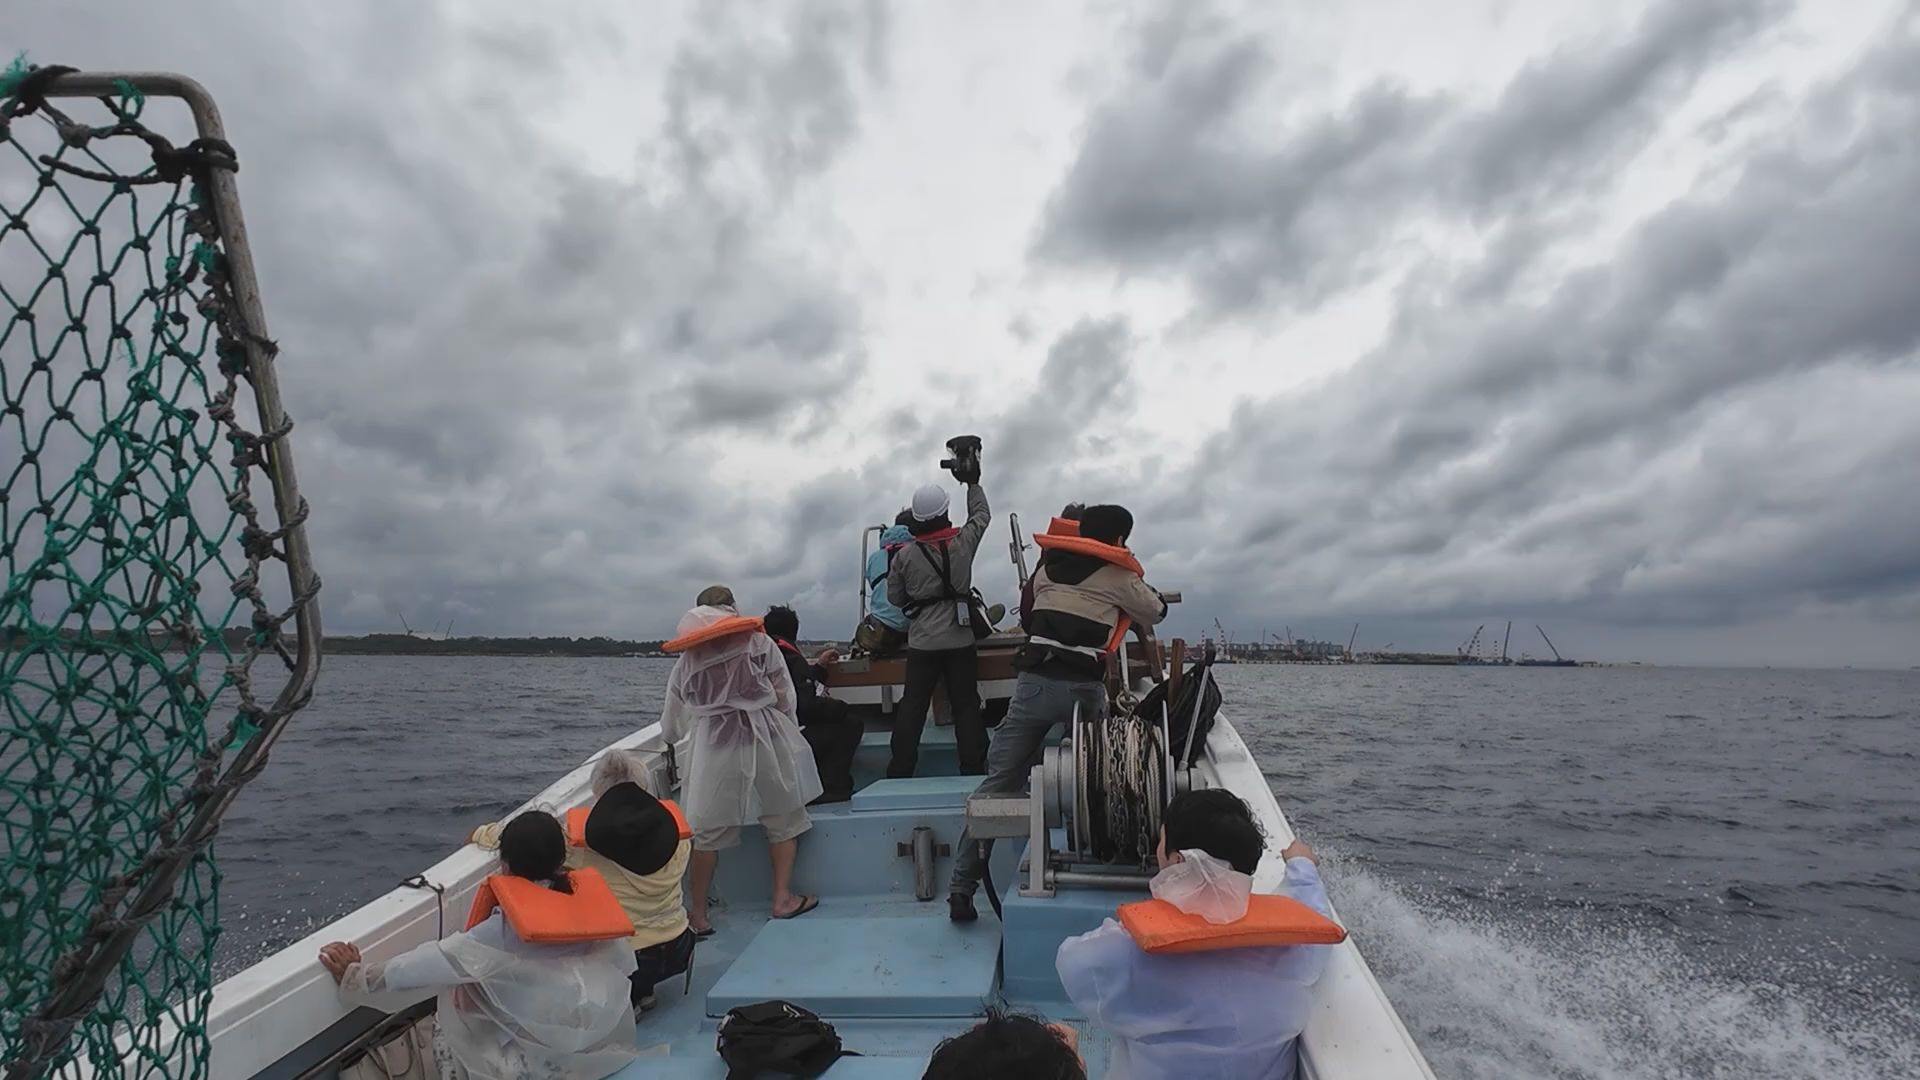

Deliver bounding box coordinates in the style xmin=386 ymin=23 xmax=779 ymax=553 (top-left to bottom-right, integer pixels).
xmin=1136 ymin=658 xmax=1223 ymax=767
xmin=715 ymin=1000 xmax=855 ymax=1079
xmin=908 ymin=543 xmax=992 ymax=641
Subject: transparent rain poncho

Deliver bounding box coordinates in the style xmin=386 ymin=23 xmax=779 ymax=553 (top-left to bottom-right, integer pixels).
xmin=336 ymin=908 xmax=638 ymax=1080
xmin=659 ymin=606 xmax=823 ymax=830
xmin=1056 ymin=852 xmax=1334 ymax=1080
xmin=1150 ymin=848 xmax=1254 ymax=923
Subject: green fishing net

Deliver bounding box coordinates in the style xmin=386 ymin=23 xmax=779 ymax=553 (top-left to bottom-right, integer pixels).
xmin=2 ymin=60 xmax=319 ymax=1080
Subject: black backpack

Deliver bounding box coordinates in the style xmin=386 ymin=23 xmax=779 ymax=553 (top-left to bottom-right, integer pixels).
xmin=1135 ymin=657 xmax=1222 ymax=767
xmin=715 ymin=1000 xmax=855 ymax=1079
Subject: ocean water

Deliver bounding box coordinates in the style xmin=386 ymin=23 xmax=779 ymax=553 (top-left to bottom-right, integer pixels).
xmin=213 ymin=657 xmax=1920 ymax=1079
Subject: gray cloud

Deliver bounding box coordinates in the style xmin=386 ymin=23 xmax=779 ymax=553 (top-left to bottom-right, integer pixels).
xmin=6 ymin=0 xmax=889 ymax=637
xmin=10 ymin=0 xmax=1919 ymax=668
xmin=1036 ymin=0 xmax=1779 ymax=315
xmin=1126 ymin=14 xmax=1920 ymax=657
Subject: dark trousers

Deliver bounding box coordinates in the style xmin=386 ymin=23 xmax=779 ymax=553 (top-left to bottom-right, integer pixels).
xmin=949 ymin=671 xmax=1106 ymax=896
xmin=889 ymin=645 xmax=985 ymax=777
xmin=631 ymin=927 xmax=696 ymax=1005
xmin=798 ymin=695 xmax=862 ymax=802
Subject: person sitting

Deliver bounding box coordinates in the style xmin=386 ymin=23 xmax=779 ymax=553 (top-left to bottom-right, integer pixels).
xmin=855 ymin=510 xmax=916 ymax=655
xmin=663 ymin=586 xmax=822 ymax=933
xmin=923 ymin=1008 xmax=1087 ymax=1080
xmin=320 ymin=811 xmax=639 ymax=1080
xmin=467 ymin=752 xmax=694 ymax=1012
xmin=1055 ymin=790 xmax=1334 ymax=1080
xmin=764 ymin=604 xmax=863 ymax=804
xmin=578 ymin=751 xmax=696 ymax=1011
xmin=948 ymin=503 xmax=1167 ymax=921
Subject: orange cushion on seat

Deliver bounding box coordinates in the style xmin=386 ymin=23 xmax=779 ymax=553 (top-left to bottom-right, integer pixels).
xmin=1117 ymin=894 xmax=1347 ymax=955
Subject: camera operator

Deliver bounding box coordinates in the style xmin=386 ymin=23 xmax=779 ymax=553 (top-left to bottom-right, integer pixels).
xmin=886 ymin=438 xmax=993 ymax=777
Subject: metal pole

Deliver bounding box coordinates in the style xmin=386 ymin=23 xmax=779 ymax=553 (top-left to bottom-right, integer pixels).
xmin=1051 ymin=870 xmax=1154 ymax=889
xmin=859 ymin=525 xmax=881 ymax=626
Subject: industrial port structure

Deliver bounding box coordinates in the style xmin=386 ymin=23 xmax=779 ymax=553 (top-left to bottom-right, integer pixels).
xmin=1202 ymin=621 xmax=1586 ymax=666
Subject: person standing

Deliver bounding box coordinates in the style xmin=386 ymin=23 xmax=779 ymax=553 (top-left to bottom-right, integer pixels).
xmin=661 ymin=587 xmax=822 ymax=934
xmin=886 ymin=468 xmax=992 ymax=777
xmin=948 ymin=504 xmax=1167 ymax=920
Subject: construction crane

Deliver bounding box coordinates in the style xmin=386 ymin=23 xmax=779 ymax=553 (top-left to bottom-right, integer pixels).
xmin=1346 ymin=623 xmax=1359 ymax=662
xmin=1538 ymin=624 xmax=1565 ymax=662
xmin=1501 ymin=621 xmax=1512 ymax=663
xmin=1459 ymin=624 xmax=1484 ymax=658
xmin=1214 ymin=618 xmax=1232 ymax=658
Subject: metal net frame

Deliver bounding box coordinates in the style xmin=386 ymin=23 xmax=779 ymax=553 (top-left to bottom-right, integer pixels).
xmin=1 ymin=65 xmax=321 ymax=1080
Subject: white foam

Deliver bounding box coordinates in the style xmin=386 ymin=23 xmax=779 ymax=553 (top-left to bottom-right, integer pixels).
xmin=1329 ymin=856 xmax=1920 ymax=1080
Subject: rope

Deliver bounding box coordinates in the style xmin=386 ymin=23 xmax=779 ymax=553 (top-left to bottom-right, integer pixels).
xmin=2 ymin=63 xmax=319 ymax=1080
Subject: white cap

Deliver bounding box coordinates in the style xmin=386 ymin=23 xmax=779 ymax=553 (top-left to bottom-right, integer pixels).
xmin=911 ymin=484 xmax=950 ymax=522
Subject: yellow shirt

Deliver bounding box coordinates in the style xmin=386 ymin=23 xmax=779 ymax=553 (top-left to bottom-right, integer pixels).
xmin=565 ymin=841 xmax=691 ymax=951
xmin=469 ymin=822 xmax=691 ymax=951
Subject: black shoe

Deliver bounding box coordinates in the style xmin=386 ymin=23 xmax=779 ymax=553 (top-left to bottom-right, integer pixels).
xmin=948 ymin=893 xmax=978 ymax=923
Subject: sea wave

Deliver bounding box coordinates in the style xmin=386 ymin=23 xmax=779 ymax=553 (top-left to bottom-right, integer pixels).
xmin=1329 ymin=856 xmax=1920 ymax=1080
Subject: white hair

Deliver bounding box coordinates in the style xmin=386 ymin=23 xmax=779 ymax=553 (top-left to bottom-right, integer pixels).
xmin=589 ymin=749 xmax=654 ymax=799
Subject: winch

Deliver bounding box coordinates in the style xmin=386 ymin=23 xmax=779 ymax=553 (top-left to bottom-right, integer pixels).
xmin=964 ymin=639 xmax=1207 ymax=897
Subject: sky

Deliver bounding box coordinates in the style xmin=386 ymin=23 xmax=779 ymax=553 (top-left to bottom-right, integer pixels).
xmin=8 ymin=0 xmax=1920 ymax=667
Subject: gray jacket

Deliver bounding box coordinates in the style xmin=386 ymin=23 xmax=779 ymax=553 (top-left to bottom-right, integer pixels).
xmin=886 ymin=483 xmax=992 ymax=651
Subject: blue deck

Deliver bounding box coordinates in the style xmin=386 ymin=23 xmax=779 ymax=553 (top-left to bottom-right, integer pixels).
xmin=608 ymin=720 xmax=1127 ymax=1077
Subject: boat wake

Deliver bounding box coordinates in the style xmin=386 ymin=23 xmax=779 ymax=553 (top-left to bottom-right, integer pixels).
xmin=1328 ymin=855 xmax=1919 ymax=1080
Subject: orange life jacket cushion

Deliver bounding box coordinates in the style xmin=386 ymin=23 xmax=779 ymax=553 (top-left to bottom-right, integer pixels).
xmin=1031 ymin=533 xmax=1145 ymax=577
xmin=662 ymin=615 xmax=765 ymax=653
xmin=565 ymin=801 xmax=691 ymax=847
xmin=1116 ymin=894 xmax=1348 ymax=955
xmin=464 ymin=868 xmax=636 ymax=943
xmin=1045 ymin=516 xmax=1082 ymax=537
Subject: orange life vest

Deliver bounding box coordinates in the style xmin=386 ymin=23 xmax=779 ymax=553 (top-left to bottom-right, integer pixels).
xmin=1116 ymin=894 xmax=1348 ymax=955
xmin=1030 ymin=533 xmax=1146 ymax=654
xmin=662 ymin=615 xmax=764 ymax=653
xmin=463 ymin=866 xmax=636 ymax=943
xmin=1031 ymin=533 xmax=1145 ymax=577
xmin=564 ymin=800 xmax=692 ymax=848
xmin=1045 ymin=516 xmax=1082 ymax=537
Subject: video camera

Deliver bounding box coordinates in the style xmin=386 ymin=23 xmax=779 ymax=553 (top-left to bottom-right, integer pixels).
xmin=940 ymin=435 xmax=982 ymax=483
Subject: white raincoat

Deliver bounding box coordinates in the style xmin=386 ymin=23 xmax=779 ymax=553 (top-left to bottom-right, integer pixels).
xmin=659 ymin=606 xmax=823 ymax=829
xmin=1056 ymin=853 xmax=1334 ymax=1080
xmin=336 ymin=910 xmax=637 ymax=1080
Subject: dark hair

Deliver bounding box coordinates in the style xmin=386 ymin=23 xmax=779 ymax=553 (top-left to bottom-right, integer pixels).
xmin=1161 ymin=789 xmax=1263 ymax=875
xmin=1059 ymin=503 xmax=1085 ymax=521
xmin=1078 ymin=504 xmax=1133 ymax=546
xmin=764 ymin=604 xmax=800 ymax=642
xmin=923 ymin=1009 xmax=1085 ymax=1080
xmin=909 ymin=513 xmax=952 ymax=537
xmin=500 ymin=811 xmax=572 ymax=893
xmin=895 ymin=509 xmax=916 ymax=528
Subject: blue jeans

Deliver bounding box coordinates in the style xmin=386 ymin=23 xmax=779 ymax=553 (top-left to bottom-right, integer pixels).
xmin=948 ymin=671 xmax=1107 ymax=897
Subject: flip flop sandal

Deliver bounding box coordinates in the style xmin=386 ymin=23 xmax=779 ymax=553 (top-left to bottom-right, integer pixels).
xmin=773 ymin=895 xmax=820 ymax=920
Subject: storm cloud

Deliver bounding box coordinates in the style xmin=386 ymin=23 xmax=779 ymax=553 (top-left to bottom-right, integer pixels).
xmin=7 ymin=0 xmax=1917 ymax=665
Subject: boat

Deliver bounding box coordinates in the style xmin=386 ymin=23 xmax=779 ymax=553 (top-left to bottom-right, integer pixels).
xmin=2 ymin=68 xmax=1435 ymax=1080
xmin=203 ymin=676 xmax=1435 ymax=1078
xmin=204 ymin=524 xmax=1436 ymax=1080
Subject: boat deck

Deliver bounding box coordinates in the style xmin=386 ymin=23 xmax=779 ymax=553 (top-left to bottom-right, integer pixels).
xmin=609 ymin=723 xmax=1125 ymax=1076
